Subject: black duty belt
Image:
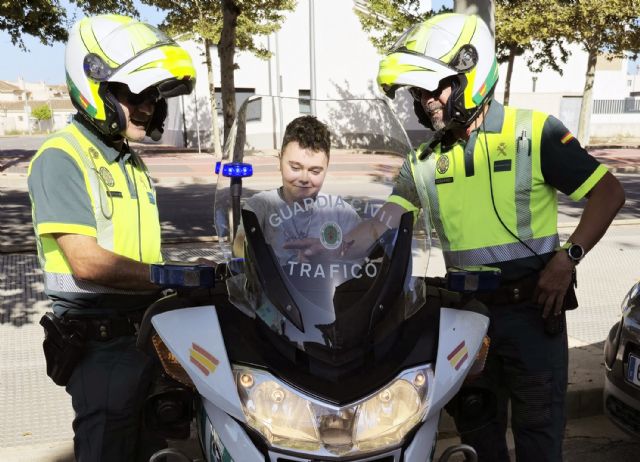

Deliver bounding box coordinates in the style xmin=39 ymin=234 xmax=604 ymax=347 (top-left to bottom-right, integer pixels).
xmin=65 ymin=311 xmax=143 ymax=341
xmin=474 ymin=273 xmax=540 ymax=306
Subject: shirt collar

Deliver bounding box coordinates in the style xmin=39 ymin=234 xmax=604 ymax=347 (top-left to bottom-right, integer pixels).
xmin=475 ymin=100 xmax=504 ymax=133
xmin=72 ymin=115 xmax=123 ymax=163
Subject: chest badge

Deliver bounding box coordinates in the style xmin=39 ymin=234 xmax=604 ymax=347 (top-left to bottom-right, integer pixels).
xmin=98 ymin=167 xmax=115 ymax=187
xmin=436 ymin=155 xmax=450 ymax=174
xmin=88 ymin=147 xmax=100 ymax=159
xmin=497 ymin=142 xmax=508 ymax=157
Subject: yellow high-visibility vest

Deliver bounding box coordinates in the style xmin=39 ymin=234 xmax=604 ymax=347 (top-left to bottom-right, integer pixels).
xmin=28 ymin=123 xmax=161 ymax=294
xmin=410 ymin=107 xmax=558 ymax=268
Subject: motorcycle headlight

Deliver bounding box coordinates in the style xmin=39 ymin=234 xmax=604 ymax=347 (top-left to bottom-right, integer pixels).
xmin=233 ymin=364 xmax=433 ymax=457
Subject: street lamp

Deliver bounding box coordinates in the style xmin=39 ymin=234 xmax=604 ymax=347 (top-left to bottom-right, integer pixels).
xmin=532 ymin=76 xmax=538 ymax=93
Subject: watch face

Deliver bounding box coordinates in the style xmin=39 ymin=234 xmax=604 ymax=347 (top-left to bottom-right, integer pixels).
xmin=568 ymin=244 xmax=585 ymax=261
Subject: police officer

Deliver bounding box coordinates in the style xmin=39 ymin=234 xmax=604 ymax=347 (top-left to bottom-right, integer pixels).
xmin=374 ymin=13 xmax=625 ymax=462
xmin=27 ymin=14 xmax=196 ymax=462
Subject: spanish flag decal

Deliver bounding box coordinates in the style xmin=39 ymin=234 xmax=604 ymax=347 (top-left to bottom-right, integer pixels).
xmin=447 ymin=340 xmax=469 ymax=371
xmin=561 ymin=132 xmax=575 ymax=144
xmin=189 ymin=342 xmax=219 ymax=376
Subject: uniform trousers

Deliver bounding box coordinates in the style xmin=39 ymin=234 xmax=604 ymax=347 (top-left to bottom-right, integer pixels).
xmin=451 ymin=301 xmax=569 ymax=462
xmin=65 ymin=336 xmax=165 ymax=462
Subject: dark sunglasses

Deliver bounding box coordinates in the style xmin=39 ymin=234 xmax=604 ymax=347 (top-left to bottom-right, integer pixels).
xmin=408 ymin=85 xmax=445 ymax=102
xmin=110 ymin=83 xmax=160 ymax=106
xmin=124 ymin=86 xmax=161 ymax=105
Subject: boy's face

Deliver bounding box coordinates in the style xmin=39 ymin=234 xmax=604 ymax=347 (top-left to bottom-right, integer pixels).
xmin=279 ymin=140 xmax=329 ymax=203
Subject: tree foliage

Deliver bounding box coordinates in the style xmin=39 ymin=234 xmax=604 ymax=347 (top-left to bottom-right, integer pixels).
xmin=554 ymin=0 xmax=640 ymax=144
xmin=495 ymin=0 xmax=570 ymax=104
xmin=143 ymin=0 xmax=295 ymax=147
xmin=32 ymin=104 xmax=52 ymax=121
xmin=0 ymin=1 xmax=138 ymax=49
xmin=355 ymin=0 xmax=449 ymax=52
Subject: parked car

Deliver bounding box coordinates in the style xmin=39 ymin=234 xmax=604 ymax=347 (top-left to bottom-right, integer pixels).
xmin=604 ymin=280 xmax=640 ymax=436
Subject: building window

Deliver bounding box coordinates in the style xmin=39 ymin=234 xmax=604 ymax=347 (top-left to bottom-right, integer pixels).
xmin=214 ymin=88 xmax=261 ymax=121
xmin=299 ymin=89 xmax=311 ymax=114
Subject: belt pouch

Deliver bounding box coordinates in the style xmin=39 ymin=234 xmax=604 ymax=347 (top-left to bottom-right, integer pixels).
xmin=39 ymin=312 xmax=86 ymax=386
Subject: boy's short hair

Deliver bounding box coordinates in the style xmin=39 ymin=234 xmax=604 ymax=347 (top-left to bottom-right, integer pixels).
xmin=281 ymin=115 xmax=331 ymax=159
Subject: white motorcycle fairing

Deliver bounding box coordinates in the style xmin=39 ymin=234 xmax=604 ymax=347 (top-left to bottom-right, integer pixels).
xmin=427 ymin=307 xmax=491 ymax=418
xmin=151 ymin=305 xmax=245 ymax=423
xmin=152 ymin=302 xmax=489 ymax=462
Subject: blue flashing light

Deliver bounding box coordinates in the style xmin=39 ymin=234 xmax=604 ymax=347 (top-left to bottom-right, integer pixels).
xmin=215 ymin=161 xmax=221 ymax=174
xmin=222 ymin=162 xmax=253 ymax=178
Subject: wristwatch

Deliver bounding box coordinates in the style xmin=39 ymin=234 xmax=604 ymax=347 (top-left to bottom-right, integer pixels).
xmin=560 ymin=241 xmax=585 ymax=265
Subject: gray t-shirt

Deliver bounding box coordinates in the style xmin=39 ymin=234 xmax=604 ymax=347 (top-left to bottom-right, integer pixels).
xmin=243 ymin=189 xmax=361 ymax=264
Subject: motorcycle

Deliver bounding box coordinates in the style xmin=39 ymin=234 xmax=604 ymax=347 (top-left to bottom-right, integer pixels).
xmin=138 ymin=97 xmax=493 ymax=462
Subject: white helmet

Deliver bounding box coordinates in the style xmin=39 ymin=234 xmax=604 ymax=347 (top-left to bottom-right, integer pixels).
xmin=377 ymin=13 xmax=498 ymax=130
xmin=65 ymin=14 xmax=196 ymax=139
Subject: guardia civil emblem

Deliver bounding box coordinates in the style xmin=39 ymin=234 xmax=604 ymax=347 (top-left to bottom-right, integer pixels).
xmin=436 ymin=155 xmax=450 ymax=174
xmin=98 ymin=167 xmax=115 ymax=187
xmin=88 ymin=147 xmax=100 ymax=159
xmin=320 ymin=222 xmax=342 ymax=250
xmin=497 ymin=142 xmax=508 ymax=157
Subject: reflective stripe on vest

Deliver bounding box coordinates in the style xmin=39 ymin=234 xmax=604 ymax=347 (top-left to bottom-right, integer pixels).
xmin=412 ymin=106 xmax=558 ymax=268
xmin=56 ymin=130 xmax=115 ymax=250
xmin=44 ymin=272 xmax=155 ymax=295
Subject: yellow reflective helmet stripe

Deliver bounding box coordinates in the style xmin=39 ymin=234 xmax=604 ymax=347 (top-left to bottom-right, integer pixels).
xmin=130 ymin=46 xmax=196 ymax=79
xmin=464 ymin=66 xmax=478 ymax=109
xmin=377 ymin=52 xmax=430 ymax=87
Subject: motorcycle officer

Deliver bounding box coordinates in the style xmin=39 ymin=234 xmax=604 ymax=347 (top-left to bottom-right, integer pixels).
xmin=372 ymin=12 xmax=624 ymax=462
xmin=28 ymin=14 xmax=196 ymax=461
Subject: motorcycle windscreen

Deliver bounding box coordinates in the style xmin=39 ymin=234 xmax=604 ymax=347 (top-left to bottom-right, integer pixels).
xmin=240 ymin=205 xmax=425 ymax=365
xmin=216 ymin=96 xmax=432 ymax=365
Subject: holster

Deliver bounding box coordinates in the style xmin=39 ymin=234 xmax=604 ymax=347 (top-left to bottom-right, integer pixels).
xmin=39 ymin=312 xmax=86 ymax=386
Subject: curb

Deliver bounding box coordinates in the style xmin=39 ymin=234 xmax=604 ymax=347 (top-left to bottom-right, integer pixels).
xmin=587 ymin=144 xmax=640 ymax=150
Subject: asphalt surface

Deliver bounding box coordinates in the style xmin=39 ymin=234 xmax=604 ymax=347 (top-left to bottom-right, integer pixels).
xmin=2 ymin=136 xmax=640 ymax=460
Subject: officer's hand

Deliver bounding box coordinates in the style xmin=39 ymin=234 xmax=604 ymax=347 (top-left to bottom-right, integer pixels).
xmin=535 ymin=251 xmax=575 ymax=319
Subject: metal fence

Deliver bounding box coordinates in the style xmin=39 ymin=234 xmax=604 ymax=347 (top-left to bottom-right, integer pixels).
xmin=592 ymin=98 xmax=640 ymax=114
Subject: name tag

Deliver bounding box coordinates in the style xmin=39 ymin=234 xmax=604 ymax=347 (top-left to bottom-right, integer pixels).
xmin=493 ymin=160 xmax=512 ymax=172
xmin=106 ymin=191 xmax=123 ymax=198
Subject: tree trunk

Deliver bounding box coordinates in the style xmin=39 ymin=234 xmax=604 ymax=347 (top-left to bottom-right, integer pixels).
xmin=503 ymin=44 xmax=516 ymax=106
xmin=219 ymin=0 xmax=240 ymax=144
xmin=577 ymin=49 xmax=597 ymax=146
xmin=204 ymin=38 xmax=223 ymax=157
xmin=453 ymin=0 xmax=495 ymax=39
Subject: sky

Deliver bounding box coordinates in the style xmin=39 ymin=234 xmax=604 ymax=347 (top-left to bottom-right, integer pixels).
xmin=0 ymin=0 xmax=452 ymax=85
xmin=0 ymin=1 xmax=167 ymax=84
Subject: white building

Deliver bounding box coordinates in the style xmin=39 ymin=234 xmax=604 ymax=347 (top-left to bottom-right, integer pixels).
xmin=0 ymin=78 xmax=74 ymax=135
xmin=495 ymin=44 xmax=640 ymax=140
